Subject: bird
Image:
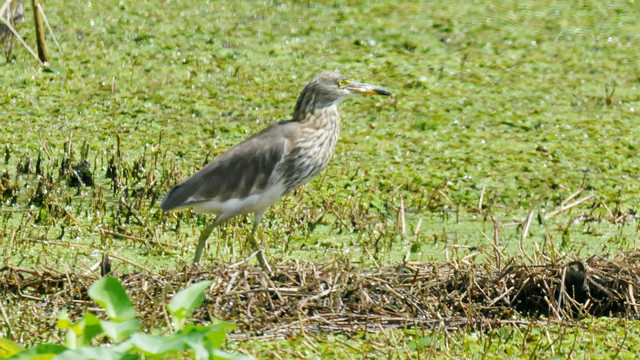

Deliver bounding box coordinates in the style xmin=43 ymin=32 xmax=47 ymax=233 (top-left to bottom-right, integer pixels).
xmin=161 ymin=71 xmax=392 ymax=271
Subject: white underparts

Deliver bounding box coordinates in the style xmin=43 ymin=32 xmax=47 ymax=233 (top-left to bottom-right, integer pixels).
xmin=189 ymin=182 xmax=287 ymax=217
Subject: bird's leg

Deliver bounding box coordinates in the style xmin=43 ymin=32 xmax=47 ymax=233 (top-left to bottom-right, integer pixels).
xmin=250 ymin=211 xmax=272 ymax=273
xmin=249 ymin=230 xmax=272 ymax=273
xmin=193 ymin=222 xmax=216 ymax=264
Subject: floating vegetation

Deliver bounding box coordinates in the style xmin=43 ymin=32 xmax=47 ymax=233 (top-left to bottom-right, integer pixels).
xmin=2 ymin=0 xmax=640 ymax=356
xmin=68 ymin=160 xmax=94 ymax=187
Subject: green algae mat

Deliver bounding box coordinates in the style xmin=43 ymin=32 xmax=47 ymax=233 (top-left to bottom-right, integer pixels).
xmin=2 ymin=0 xmax=640 ymax=358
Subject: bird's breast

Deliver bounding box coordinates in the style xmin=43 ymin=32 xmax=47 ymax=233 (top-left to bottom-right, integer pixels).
xmin=280 ymin=124 xmax=339 ymax=193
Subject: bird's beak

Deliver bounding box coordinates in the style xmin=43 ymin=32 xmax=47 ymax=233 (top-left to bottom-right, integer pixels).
xmin=344 ymin=81 xmax=392 ymax=96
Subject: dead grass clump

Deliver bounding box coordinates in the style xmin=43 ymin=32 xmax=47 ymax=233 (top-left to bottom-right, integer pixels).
xmin=2 ymin=252 xmax=640 ymax=340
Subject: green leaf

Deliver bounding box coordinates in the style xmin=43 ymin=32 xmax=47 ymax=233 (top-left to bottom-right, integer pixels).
xmin=109 ymin=341 xmax=134 ymax=355
xmin=0 ymin=338 xmax=23 ymax=359
xmin=52 ymin=347 xmax=137 ymax=360
xmin=183 ymin=339 xmax=208 ymax=360
xmin=6 ymin=344 xmax=67 ymax=360
xmin=202 ymin=322 xmax=237 ymax=349
xmin=128 ymin=333 xmax=186 ymax=355
xmin=55 ymin=310 xmax=71 ymax=330
xmin=68 ymin=313 xmax=103 ymax=349
xmin=87 ymin=277 xmax=137 ymax=321
xmin=186 ymin=323 xmax=243 ymax=360
xmin=99 ymin=319 xmax=141 ymax=341
xmin=128 ymin=322 xmax=242 ymax=359
xmin=167 ymin=280 xmax=213 ymax=322
xmin=369 ymin=193 xmax=386 ymax=212
xmin=211 ymin=349 xmax=253 ymax=360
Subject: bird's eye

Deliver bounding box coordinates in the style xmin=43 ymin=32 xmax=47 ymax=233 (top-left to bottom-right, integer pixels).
xmin=337 ymin=79 xmax=352 ymax=87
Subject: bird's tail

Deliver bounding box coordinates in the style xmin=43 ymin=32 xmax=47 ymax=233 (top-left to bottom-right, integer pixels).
xmin=160 ymin=183 xmax=191 ymax=212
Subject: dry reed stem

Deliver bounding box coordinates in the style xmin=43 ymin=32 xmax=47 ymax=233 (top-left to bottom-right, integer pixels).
xmin=35 ymin=2 xmax=62 ymax=55
xmin=545 ymin=194 xmax=594 ymax=219
xmin=98 ymin=228 xmax=176 ymax=248
xmin=3 ymin=252 xmax=640 ymax=339
xmin=0 ymin=14 xmax=43 ymax=65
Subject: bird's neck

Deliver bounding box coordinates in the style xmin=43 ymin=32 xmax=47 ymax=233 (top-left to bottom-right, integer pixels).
xmin=295 ymin=105 xmax=340 ymax=129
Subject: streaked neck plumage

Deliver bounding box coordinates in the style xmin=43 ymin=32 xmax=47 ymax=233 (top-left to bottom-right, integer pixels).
xmin=279 ymin=83 xmax=343 ymax=191
xmin=296 ymin=106 xmax=340 ymax=131
xmin=292 ymin=84 xmax=344 ymax=127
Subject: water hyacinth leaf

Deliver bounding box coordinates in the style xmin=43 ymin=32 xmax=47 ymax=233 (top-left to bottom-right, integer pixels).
xmin=128 ymin=323 xmax=248 ymax=359
xmin=55 ymin=310 xmax=71 ymax=330
xmin=0 ymin=338 xmax=23 ymax=359
xmin=203 ymin=322 xmax=237 ymax=350
xmin=109 ymin=341 xmax=134 ymax=355
xmin=68 ymin=313 xmax=103 ymax=349
xmin=167 ymin=280 xmax=213 ymax=320
xmin=210 ymin=349 xmax=253 ymax=360
xmin=183 ymin=339 xmax=208 ymax=360
xmin=52 ymin=347 xmax=137 ymax=360
xmin=99 ymin=318 xmax=141 ymax=341
xmin=87 ymin=276 xmax=137 ymax=321
xmin=127 ymin=333 xmax=186 ymax=355
xmin=185 ymin=323 xmax=247 ymax=360
xmin=5 ymin=344 xmax=67 ymax=360
xmin=129 ymin=325 xmax=225 ymax=356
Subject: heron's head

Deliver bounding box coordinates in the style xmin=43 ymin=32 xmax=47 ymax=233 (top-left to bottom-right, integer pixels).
xmin=310 ymin=71 xmax=392 ymax=103
xmin=293 ymin=72 xmax=392 ymax=121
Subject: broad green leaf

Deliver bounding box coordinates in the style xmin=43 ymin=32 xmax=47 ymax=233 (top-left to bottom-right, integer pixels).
xmin=109 ymin=341 xmax=134 ymax=355
xmin=128 ymin=333 xmax=185 ymax=355
xmin=202 ymin=322 xmax=237 ymax=349
xmin=99 ymin=319 xmax=141 ymax=341
xmin=55 ymin=310 xmax=70 ymax=330
xmin=87 ymin=277 xmax=136 ymax=321
xmin=183 ymin=339 xmax=208 ymax=360
xmin=52 ymin=347 xmax=136 ymax=360
xmin=68 ymin=313 xmax=102 ymax=349
xmin=6 ymin=344 xmax=66 ymax=360
xmin=129 ymin=323 xmax=240 ymax=359
xmin=186 ymin=323 xmax=244 ymax=360
xmin=0 ymin=338 xmax=23 ymax=359
xmin=211 ymin=349 xmax=253 ymax=360
xmin=181 ymin=327 xmax=219 ymax=360
xmin=167 ymin=280 xmax=213 ymax=322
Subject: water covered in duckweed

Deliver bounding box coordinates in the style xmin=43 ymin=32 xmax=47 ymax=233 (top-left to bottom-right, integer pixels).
xmin=2 ymin=0 xmax=640 ymax=357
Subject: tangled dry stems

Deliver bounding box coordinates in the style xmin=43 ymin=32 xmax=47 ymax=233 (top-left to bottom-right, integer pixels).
xmin=2 ymin=252 xmax=640 ymax=341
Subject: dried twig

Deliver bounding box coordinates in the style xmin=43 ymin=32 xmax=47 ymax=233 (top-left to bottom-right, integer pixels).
xmin=545 ymin=194 xmax=594 ymax=219
xmin=0 ymin=14 xmax=43 ymax=65
xmin=3 ymin=252 xmax=640 ymax=338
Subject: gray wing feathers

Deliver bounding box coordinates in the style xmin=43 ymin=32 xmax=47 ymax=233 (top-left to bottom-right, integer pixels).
xmin=161 ymin=121 xmax=296 ymax=211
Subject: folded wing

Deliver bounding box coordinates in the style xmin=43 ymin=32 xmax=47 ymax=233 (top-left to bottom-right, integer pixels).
xmin=161 ymin=121 xmax=297 ymax=213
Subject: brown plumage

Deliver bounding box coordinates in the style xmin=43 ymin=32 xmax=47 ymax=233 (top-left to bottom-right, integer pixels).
xmin=161 ymin=71 xmax=392 ymax=270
